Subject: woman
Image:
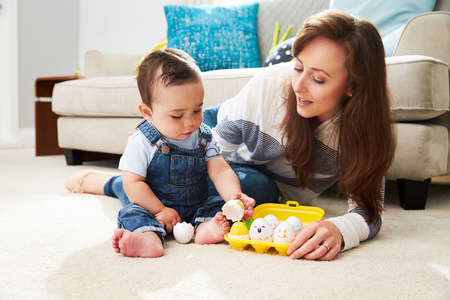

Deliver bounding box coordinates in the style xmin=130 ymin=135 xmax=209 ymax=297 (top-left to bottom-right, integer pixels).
xmin=208 ymin=9 xmax=395 ymax=260
xmin=66 ymin=10 xmax=395 ymax=261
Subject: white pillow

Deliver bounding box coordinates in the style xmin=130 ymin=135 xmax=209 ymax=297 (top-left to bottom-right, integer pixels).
xmin=382 ymin=25 xmax=406 ymax=57
xmin=329 ymin=0 xmax=436 ymax=37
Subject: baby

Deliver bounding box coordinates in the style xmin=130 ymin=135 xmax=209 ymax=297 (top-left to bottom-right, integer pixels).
xmin=112 ymin=48 xmax=255 ymax=257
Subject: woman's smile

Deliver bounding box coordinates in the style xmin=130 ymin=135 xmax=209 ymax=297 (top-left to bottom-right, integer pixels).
xmin=297 ymin=96 xmax=313 ymax=107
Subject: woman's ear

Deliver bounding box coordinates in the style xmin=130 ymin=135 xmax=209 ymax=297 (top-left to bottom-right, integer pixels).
xmin=138 ymin=102 xmax=153 ymax=120
xmin=346 ymin=79 xmax=353 ymax=98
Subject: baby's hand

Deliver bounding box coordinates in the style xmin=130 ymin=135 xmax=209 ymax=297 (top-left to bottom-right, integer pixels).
xmin=231 ymin=193 xmax=255 ymax=221
xmin=155 ymin=207 xmax=182 ymax=233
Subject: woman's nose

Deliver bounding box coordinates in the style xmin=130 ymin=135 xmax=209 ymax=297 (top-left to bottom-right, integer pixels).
xmin=293 ymin=74 xmax=307 ymax=93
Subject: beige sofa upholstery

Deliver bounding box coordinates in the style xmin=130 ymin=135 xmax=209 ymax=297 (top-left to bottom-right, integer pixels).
xmin=52 ymin=0 xmax=450 ymax=210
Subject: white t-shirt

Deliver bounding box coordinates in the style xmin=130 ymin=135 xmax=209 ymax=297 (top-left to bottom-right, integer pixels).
xmin=119 ymin=123 xmax=221 ymax=178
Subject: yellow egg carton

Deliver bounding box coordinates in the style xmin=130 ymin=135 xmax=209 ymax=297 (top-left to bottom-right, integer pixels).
xmin=224 ymin=201 xmax=324 ymax=256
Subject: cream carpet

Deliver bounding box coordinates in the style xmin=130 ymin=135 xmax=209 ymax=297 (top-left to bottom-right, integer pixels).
xmin=1 ymin=148 xmax=449 ymax=300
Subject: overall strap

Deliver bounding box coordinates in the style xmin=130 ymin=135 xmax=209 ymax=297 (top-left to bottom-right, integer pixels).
xmin=198 ymin=123 xmax=212 ymax=146
xmin=136 ymin=120 xmax=162 ymax=145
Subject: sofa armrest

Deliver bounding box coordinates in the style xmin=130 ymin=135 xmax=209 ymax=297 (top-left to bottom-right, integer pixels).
xmin=386 ymin=55 xmax=449 ymax=122
xmin=85 ymin=49 xmax=142 ymax=78
xmin=394 ymin=12 xmax=450 ymax=65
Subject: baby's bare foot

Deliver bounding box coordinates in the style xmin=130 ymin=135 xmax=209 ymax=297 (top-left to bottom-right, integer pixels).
xmin=65 ymin=170 xmax=116 ymax=194
xmin=112 ymin=229 xmax=164 ymax=258
xmin=81 ymin=173 xmax=113 ymax=195
xmin=194 ymin=212 xmax=230 ymax=244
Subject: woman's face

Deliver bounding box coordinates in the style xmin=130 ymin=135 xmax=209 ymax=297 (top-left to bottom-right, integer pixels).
xmin=292 ymin=36 xmax=350 ymax=124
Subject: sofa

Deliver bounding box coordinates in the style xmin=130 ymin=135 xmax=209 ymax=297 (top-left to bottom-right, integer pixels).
xmin=52 ymin=0 xmax=450 ymax=210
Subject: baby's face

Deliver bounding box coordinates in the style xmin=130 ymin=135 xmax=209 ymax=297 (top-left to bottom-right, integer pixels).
xmin=148 ymin=79 xmax=204 ymax=140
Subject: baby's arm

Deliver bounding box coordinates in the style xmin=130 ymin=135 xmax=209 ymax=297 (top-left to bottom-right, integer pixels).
xmin=206 ymin=155 xmax=255 ymax=220
xmin=122 ymin=170 xmax=181 ymax=233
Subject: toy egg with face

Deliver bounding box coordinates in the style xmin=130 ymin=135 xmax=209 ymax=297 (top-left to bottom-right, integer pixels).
xmin=228 ymin=222 xmax=250 ymax=240
xmin=249 ymin=218 xmax=273 ymax=242
xmin=173 ymin=221 xmax=195 ymax=244
xmin=285 ymin=216 xmax=303 ymax=233
xmin=274 ymin=221 xmax=296 ymax=244
xmin=222 ymin=200 xmax=245 ymax=222
xmin=264 ymin=214 xmax=280 ymax=231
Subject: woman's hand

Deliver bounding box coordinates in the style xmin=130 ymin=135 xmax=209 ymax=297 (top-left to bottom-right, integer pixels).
xmin=287 ymin=220 xmax=343 ymax=261
xmin=155 ymin=207 xmax=182 ymax=233
xmin=231 ymin=193 xmax=255 ymax=221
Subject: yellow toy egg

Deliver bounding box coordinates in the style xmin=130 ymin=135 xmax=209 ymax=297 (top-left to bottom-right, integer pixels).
xmin=228 ymin=222 xmax=249 ymax=239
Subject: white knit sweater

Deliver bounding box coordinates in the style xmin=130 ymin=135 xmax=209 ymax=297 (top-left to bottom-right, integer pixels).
xmin=213 ymin=62 xmax=383 ymax=251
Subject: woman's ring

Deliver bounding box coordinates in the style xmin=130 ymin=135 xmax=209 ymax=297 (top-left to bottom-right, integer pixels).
xmin=321 ymin=243 xmax=330 ymax=252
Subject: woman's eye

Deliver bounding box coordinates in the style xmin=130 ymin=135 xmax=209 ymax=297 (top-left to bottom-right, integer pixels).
xmin=313 ymin=78 xmax=325 ymax=84
xmin=194 ymin=109 xmax=202 ymax=114
xmin=294 ymin=67 xmax=303 ymax=73
xmin=172 ymin=115 xmax=182 ymax=119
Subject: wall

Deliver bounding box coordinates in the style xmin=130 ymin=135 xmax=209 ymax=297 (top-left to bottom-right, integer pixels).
xmin=78 ymin=0 xmax=182 ymax=71
xmin=15 ymin=0 xmax=202 ymax=140
xmin=18 ymin=0 xmax=79 ymax=130
xmin=0 ymin=0 xmax=18 ymax=145
xmin=17 ymin=0 xmax=183 ymax=132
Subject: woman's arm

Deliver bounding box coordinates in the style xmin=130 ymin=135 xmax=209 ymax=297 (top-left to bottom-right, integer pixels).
xmin=287 ymin=178 xmax=385 ymax=260
xmin=122 ymin=170 xmax=181 ymax=232
xmin=328 ymin=177 xmax=386 ymax=249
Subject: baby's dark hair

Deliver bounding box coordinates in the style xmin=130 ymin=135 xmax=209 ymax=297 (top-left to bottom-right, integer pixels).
xmin=137 ymin=48 xmax=201 ymax=107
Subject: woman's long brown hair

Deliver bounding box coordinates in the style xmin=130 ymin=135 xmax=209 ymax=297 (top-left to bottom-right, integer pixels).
xmin=280 ymin=10 xmax=396 ymax=223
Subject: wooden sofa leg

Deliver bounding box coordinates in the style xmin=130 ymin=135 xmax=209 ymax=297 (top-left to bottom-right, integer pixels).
xmin=396 ymin=178 xmax=431 ymax=210
xmin=63 ymin=149 xmax=84 ymax=165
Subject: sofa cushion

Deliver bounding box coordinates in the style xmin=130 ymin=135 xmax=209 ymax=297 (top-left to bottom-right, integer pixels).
xmin=164 ymin=3 xmax=260 ymax=72
xmin=57 ymin=117 xmax=138 ymax=154
xmin=382 ymin=24 xmax=406 ymax=57
xmin=256 ymin=0 xmax=329 ymax=65
xmin=52 ymin=76 xmax=142 ymax=117
xmin=262 ymin=37 xmax=294 ymax=67
xmin=329 ymin=0 xmax=436 ymax=38
xmin=386 ymin=55 xmax=449 ymax=121
xmin=52 ymin=68 xmax=259 ymax=117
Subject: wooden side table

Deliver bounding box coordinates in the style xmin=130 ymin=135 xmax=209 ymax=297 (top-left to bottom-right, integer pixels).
xmin=35 ymin=75 xmax=83 ymax=156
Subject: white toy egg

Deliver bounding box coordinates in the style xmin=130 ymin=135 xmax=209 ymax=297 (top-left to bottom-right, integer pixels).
xmin=285 ymin=216 xmax=303 ymax=233
xmin=222 ymin=199 xmax=245 ymax=222
xmin=264 ymin=214 xmax=280 ymax=231
xmin=273 ymin=221 xmax=296 ymax=244
xmin=173 ymin=221 xmax=195 ymax=244
xmin=249 ymin=218 xmax=273 ymax=242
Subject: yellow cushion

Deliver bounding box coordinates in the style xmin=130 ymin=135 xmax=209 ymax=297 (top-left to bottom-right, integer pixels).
xmin=135 ymin=37 xmax=167 ymax=74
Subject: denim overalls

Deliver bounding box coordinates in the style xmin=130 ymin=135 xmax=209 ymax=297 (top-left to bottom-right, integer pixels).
xmin=117 ymin=120 xmax=226 ymax=243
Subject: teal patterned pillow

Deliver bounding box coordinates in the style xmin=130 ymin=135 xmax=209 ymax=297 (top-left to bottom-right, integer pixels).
xmin=164 ymin=3 xmax=260 ymax=72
